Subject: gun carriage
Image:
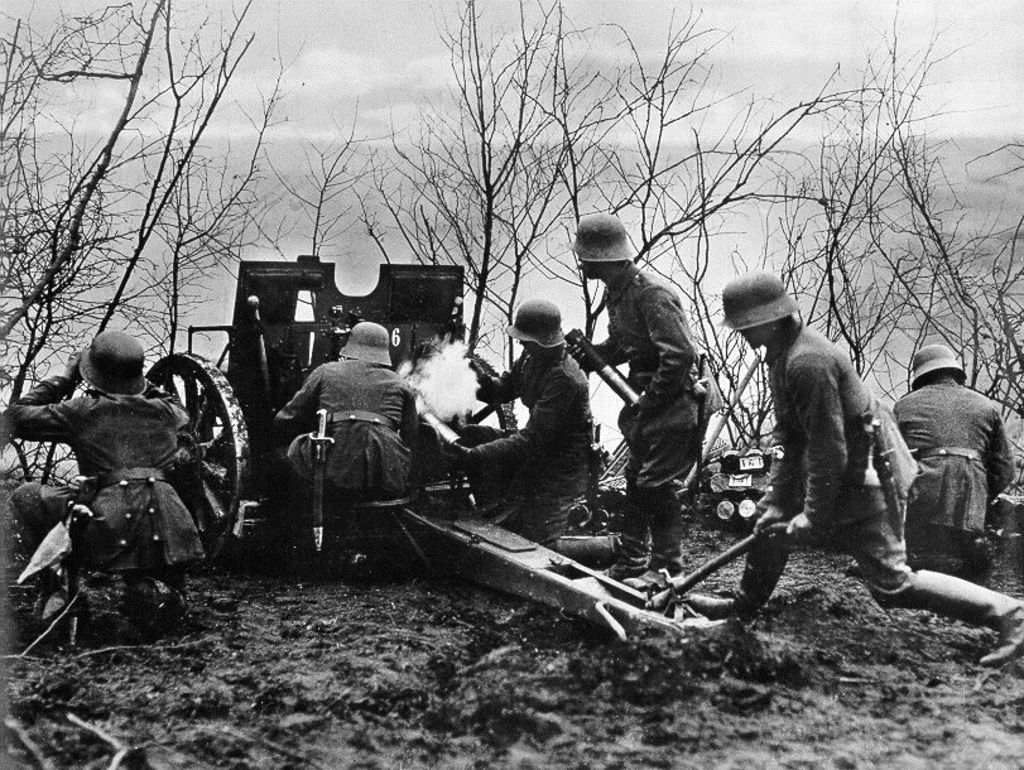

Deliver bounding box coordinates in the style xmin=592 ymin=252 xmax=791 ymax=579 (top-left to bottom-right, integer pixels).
xmin=145 ymin=254 xmax=716 ymax=641
xmin=147 ymin=254 xmax=493 ymax=550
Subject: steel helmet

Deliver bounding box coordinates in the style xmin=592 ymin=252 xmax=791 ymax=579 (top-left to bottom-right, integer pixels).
xmin=342 ymin=321 xmax=393 ymax=366
xmin=573 ymin=213 xmax=634 ymax=263
xmin=911 ymin=343 xmax=965 ymax=387
xmin=721 ymin=272 xmax=799 ymax=330
xmin=506 ymin=299 xmax=564 ymax=347
xmin=79 ymin=330 xmax=147 ymax=395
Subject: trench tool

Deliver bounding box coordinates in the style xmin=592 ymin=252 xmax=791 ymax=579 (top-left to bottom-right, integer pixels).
xmin=309 ymin=408 xmax=334 ymax=552
xmin=646 ymin=523 xmax=789 ymax=613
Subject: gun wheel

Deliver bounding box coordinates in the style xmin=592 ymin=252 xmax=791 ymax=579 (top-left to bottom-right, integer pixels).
xmin=147 ymin=353 xmax=250 ymax=557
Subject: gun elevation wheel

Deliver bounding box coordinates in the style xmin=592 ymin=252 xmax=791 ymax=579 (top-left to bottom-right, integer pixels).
xmin=147 ymin=353 xmax=250 ymax=557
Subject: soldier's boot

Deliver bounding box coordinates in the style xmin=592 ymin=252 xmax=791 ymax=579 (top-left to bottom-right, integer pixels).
xmin=605 ymin=482 xmax=650 ymax=582
xmin=890 ymin=570 xmax=1024 ymax=668
xmin=959 ymin=530 xmax=996 ymax=580
xmin=155 ymin=567 xmax=188 ymax=632
xmin=648 ymin=485 xmax=685 ymax=577
xmin=33 ymin=567 xmax=68 ymax=623
xmin=685 ymin=529 xmax=792 ymax=620
xmin=121 ymin=574 xmax=162 ymax=640
xmin=685 ymin=593 xmax=737 ymax=620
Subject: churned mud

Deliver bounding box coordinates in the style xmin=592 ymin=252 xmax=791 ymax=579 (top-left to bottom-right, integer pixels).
xmin=5 ymin=506 xmax=1024 ymax=769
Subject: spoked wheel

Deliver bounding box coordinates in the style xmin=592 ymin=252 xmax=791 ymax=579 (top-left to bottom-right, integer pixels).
xmin=147 ymin=353 xmax=250 ymax=558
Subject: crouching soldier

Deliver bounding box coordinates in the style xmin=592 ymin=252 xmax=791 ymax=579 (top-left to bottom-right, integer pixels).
xmin=6 ymin=330 xmax=205 ymax=637
xmin=688 ymin=273 xmax=1024 ymax=668
xmin=451 ymin=299 xmax=593 ymax=551
xmin=273 ymin=322 xmax=419 ymax=553
xmin=894 ymin=343 xmax=1015 ymax=577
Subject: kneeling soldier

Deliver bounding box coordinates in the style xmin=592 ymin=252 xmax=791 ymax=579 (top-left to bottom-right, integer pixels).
xmin=273 ymin=321 xmax=419 ymax=553
xmin=453 ymin=299 xmax=593 ymax=549
xmin=894 ymin=343 xmax=1015 ymax=576
xmin=6 ymin=330 xmax=205 ymax=637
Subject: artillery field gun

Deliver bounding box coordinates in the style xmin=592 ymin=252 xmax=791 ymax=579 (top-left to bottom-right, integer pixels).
xmin=148 ymin=255 xmax=473 ymax=547
xmin=145 ymin=254 xmax=716 ymax=641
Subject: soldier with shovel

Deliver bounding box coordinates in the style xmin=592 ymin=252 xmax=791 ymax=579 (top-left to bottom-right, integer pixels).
xmin=687 ymin=272 xmax=1024 ymax=668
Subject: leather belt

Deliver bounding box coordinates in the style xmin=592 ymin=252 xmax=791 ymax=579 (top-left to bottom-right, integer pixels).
xmin=329 ymin=409 xmax=398 ymax=431
xmin=98 ymin=467 xmax=168 ymax=488
xmin=916 ymin=446 xmax=982 ymax=462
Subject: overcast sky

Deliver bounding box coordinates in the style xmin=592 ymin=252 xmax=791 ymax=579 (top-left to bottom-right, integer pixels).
xmin=236 ymin=0 xmax=1023 ymax=142
xmin=10 ymin=1 xmax=1022 ymax=143
xmin=10 ymin=1 xmax=1022 ymax=300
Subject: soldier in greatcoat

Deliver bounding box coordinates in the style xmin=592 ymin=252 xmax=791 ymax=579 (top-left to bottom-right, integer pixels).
xmin=894 ymin=344 xmax=1015 ymax=576
xmin=6 ymin=330 xmax=205 ymax=635
xmin=452 ymin=299 xmax=593 ymax=548
xmin=274 ymin=321 xmax=419 ymax=500
xmin=569 ymin=213 xmax=719 ymax=582
xmin=687 ymin=273 xmax=1024 ymax=668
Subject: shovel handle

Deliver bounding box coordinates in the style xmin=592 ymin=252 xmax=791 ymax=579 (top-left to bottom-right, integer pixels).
xmin=647 ymin=523 xmax=788 ymax=611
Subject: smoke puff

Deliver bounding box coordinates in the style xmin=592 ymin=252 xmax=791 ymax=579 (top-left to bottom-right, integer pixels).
xmin=403 ymin=341 xmax=480 ymax=420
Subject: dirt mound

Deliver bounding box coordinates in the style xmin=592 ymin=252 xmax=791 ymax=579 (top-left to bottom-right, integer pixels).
xmin=6 ymin=516 xmax=1024 ymax=768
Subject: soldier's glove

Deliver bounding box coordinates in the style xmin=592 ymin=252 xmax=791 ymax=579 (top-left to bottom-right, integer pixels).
xmin=564 ymin=339 xmax=594 ymax=373
xmin=785 ymin=512 xmax=814 ymax=543
xmin=466 ymin=358 xmax=492 ymax=398
xmin=634 ymin=393 xmax=652 ymax=417
xmin=753 ymin=503 xmax=788 ymax=535
xmin=62 ymin=352 xmax=83 ymax=385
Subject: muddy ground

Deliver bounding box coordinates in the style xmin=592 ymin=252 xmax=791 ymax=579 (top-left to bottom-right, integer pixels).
xmin=5 ymin=503 xmax=1024 ymax=769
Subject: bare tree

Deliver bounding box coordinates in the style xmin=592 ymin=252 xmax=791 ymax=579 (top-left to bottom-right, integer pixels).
xmin=0 ymin=1 xmax=272 ymax=477
xmin=368 ymin=0 xmax=571 ymax=360
xmin=263 ymin=117 xmax=368 ymax=260
xmin=1 ymin=2 xmax=269 ymax=381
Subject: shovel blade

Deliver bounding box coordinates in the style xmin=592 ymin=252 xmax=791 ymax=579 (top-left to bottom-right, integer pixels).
xmin=17 ymin=521 xmax=72 ymax=584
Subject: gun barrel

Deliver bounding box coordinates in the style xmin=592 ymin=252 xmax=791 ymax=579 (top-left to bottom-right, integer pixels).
xmin=565 ymin=329 xmax=641 ymax=406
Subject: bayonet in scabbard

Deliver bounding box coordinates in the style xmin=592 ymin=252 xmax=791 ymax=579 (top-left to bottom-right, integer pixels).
xmin=309 ymin=408 xmax=334 ymax=552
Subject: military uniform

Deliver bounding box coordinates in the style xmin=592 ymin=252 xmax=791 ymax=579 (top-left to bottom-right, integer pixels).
xmin=694 ymin=272 xmax=1024 ymax=668
xmin=728 ymin=322 xmax=916 ymax=610
xmin=468 ymin=346 xmax=592 ymax=546
xmin=8 ymin=376 xmax=205 ymax=575
xmin=590 ymin=262 xmax=713 ymax=575
xmin=895 ymin=376 xmax=1014 ymax=573
xmin=275 ymin=359 xmax=419 ymax=498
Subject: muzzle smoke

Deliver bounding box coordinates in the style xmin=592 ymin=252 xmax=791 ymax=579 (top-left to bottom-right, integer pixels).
xmin=401 ymin=341 xmax=479 ymax=420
